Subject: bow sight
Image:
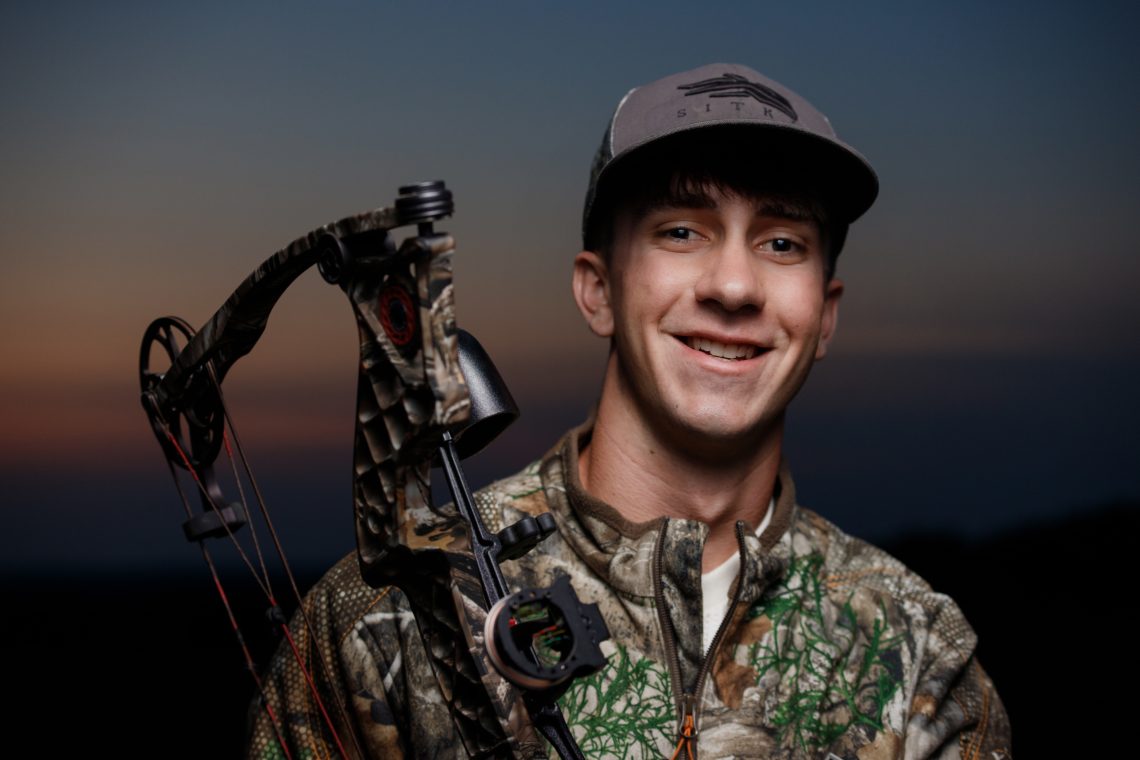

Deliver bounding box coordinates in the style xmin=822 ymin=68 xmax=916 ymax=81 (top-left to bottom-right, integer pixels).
xmin=139 ymin=181 xmax=608 ymax=759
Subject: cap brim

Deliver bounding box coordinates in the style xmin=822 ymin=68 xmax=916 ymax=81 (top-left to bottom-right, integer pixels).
xmin=593 ymin=122 xmax=878 ymax=229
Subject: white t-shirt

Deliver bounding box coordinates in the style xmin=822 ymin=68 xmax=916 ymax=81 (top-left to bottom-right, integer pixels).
xmin=700 ymin=500 xmax=774 ymax=655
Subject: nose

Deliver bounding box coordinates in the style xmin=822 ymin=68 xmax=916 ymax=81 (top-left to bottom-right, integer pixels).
xmin=693 ymin=235 xmax=762 ymax=313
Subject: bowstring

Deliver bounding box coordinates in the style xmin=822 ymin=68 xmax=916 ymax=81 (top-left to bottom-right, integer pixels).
xmin=222 ymin=430 xmax=275 ymax=597
xmin=160 ymin=425 xmax=272 ymax=599
xmin=202 ymin=543 xmax=296 ymax=760
xmin=156 ymin=424 xmax=293 ymax=758
xmin=159 ymin=409 xmax=359 ymax=759
xmin=218 ymin=389 xmax=366 ymax=760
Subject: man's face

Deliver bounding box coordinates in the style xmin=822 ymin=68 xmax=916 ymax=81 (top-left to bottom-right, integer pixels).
xmin=575 ymin=188 xmax=842 ymax=458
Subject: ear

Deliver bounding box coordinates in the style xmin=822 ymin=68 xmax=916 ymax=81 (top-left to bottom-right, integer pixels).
xmin=814 ymin=277 xmax=843 ymax=360
xmin=572 ymin=250 xmax=614 ymax=338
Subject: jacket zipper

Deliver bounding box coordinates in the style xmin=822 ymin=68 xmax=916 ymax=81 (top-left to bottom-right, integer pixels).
xmin=654 ymin=520 xmax=748 ymax=760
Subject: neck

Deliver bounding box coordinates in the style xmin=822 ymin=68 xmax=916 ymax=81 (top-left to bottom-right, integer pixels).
xmin=579 ymin=356 xmax=783 ymax=572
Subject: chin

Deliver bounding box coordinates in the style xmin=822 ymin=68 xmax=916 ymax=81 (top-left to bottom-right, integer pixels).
xmin=660 ymin=407 xmax=779 ymax=457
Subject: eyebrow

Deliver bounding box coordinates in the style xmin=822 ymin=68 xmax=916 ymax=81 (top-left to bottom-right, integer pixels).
xmin=637 ymin=193 xmax=819 ymax=224
xmin=755 ymin=198 xmax=817 ymax=223
xmin=640 ymin=191 xmax=719 ymax=213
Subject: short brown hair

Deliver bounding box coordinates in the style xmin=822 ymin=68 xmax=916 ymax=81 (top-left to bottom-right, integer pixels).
xmin=584 ymin=129 xmax=848 ymax=279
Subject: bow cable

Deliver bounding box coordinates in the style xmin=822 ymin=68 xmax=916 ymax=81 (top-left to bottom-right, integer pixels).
xmin=153 ymin=373 xmax=360 ymax=758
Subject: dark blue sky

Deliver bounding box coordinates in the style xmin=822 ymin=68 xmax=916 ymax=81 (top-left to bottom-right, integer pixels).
xmin=1 ymin=0 xmax=1137 ymax=572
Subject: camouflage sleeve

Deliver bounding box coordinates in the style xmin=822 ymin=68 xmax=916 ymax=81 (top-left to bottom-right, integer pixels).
xmin=245 ymin=555 xmax=413 ymax=760
xmin=904 ymin=598 xmax=1012 ymax=759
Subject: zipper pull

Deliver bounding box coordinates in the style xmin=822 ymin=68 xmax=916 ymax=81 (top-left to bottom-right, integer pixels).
xmin=670 ymin=693 xmax=698 ymax=760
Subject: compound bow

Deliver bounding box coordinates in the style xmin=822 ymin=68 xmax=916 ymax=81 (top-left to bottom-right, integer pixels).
xmin=139 ymin=182 xmax=608 ymax=759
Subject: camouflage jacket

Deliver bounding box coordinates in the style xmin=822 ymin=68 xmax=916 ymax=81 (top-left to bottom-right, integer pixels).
xmin=249 ymin=424 xmax=1010 ymax=759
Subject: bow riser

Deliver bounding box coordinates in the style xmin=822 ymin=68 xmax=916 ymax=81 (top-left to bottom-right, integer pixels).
xmin=350 ymin=233 xmax=468 ymax=567
xmin=346 ymin=231 xmax=544 ymax=757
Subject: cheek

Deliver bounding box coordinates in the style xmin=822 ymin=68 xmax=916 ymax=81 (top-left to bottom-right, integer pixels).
xmin=616 ymin=257 xmax=687 ymax=320
xmin=774 ymin=282 xmax=827 ymax=335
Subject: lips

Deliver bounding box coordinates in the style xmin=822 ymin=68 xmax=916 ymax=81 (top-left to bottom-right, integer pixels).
xmin=680 ymin=336 xmax=760 ymax=360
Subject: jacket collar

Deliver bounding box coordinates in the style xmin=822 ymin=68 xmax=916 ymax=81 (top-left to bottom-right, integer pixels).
xmin=539 ymin=420 xmax=795 ymax=605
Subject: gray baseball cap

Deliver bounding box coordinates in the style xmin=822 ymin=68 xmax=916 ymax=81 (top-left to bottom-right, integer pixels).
xmin=582 ymin=63 xmax=878 ymax=247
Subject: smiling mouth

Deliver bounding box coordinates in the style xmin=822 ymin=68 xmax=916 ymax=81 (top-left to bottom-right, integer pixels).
xmin=680 ymin=336 xmax=760 ymax=361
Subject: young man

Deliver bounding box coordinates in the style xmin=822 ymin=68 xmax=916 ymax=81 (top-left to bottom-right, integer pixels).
xmin=249 ymin=63 xmax=1010 ymax=759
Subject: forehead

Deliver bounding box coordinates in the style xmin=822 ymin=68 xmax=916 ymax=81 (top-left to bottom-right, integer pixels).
xmin=627 ymin=185 xmax=825 ymax=226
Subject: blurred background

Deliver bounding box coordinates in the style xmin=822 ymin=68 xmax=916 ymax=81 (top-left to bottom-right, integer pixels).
xmin=3 ymin=0 xmax=1136 ymax=754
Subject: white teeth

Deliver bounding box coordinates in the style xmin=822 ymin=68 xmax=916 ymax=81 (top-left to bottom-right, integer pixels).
xmin=686 ymin=337 xmax=757 ymax=360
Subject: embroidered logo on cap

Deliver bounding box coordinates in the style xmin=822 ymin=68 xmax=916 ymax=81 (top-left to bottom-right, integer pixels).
xmin=678 ymin=73 xmax=798 ymax=122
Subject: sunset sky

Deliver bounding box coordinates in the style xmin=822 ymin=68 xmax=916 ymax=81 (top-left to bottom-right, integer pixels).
xmin=2 ymin=0 xmax=1137 ymax=573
